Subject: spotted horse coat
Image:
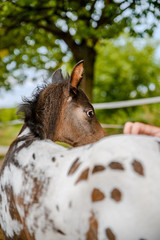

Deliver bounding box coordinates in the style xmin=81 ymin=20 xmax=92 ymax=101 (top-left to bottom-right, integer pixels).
xmin=0 ymin=132 xmax=160 ymax=240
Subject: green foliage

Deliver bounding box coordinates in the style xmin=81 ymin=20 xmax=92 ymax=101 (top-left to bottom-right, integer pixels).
xmin=0 ymin=124 xmax=22 ymax=146
xmin=94 ymin=37 xmax=160 ymax=133
xmin=0 ymin=156 xmax=4 ymax=165
xmin=0 ymin=108 xmax=21 ymax=146
xmin=94 ymin=37 xmax=160 ymax=103
xmin=1 ymin=36 xmax=160 ymax=137
xmin=0 ymin=108 xmax=19 ymax=122
xmin=0 ymin=0 xmax=160 ymax=96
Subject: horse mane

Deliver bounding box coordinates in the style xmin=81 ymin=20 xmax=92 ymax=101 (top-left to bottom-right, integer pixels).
xmin=17 ymin=72 xmax=70 ymax=140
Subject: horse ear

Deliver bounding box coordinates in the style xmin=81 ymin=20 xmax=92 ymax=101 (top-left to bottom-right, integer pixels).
xmin=52 ymin=69 xmax=64 ymax=84
xmin=70 ymin=60 xmax=84 ymax=89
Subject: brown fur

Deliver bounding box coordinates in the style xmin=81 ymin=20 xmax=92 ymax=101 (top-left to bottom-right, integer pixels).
xmin=17 ymin=61 xmax=105 ymax=146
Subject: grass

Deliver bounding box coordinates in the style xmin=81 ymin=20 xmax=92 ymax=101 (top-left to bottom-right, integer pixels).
xmin=0 ymin=154 xmax=4 ymax=170
xmin=0 ymin=155 xmax=4 ymax=167
xmin=0 ymin=124 xmax=21 ymax=174
xmin=0 ymin=124 xmax=22 ymax=146
xmin=0 ymin=154 xmax=4 ymax=161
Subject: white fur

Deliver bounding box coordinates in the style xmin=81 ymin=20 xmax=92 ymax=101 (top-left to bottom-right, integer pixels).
xmin=67 ymin=96 xmax=72 ymax=103
xmin=18 ymin=127 xmax=30 ymax=138
xmin=1 ymin=135 xmax=160 ymax=239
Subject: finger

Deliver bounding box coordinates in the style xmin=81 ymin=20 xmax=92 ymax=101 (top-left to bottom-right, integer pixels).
xmin=123 ymin=122 xmax=134 ymax=134
xmin=131 ymin=122 xmax=143 ymax=135
xmin=142 ymin=125 xmax=160 ymax=137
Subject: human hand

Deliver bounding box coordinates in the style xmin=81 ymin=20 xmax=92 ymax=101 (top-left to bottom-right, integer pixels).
xmin=123 ymin=122 xmax=160 ymax=137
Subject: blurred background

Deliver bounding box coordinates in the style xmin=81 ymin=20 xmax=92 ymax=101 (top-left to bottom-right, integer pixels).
xmin=0 ymin=0 xmax=160 ymax=165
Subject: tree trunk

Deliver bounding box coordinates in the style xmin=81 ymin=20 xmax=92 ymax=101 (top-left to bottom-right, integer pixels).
xmin=70 ymin=43 xmax=96 ymax=101
xmin=36 ymin=23 xmax=97 ymax=101
xmin=82 ymin=57 xmax=95 ymax=101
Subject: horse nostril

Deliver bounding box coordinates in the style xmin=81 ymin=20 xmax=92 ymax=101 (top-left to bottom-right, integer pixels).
xmin=87 ymin=110 xmax=95 ymax=118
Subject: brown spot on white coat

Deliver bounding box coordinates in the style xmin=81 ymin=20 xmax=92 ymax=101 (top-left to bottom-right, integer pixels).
xmin=92 ymin=188 xmax=105 ymax=202
xmin=86 ymin=212 xmax=98 ymax=240
xmin=106 ymin=228 xmax=116 ymax=240
xmin=109 ymin=162 xmax=124 ymax=171
xmin=68 ymin=158 xmax=81 ymax=175
xmin=92 ymin=165 xmax=106 ymax=174
xmin=132 ymin=160 xmax=144 ymax=176
xmin=111 ymin=188 xmax=122 ymax=202
xmin=75 ymin=168 xmax=89 ymax=184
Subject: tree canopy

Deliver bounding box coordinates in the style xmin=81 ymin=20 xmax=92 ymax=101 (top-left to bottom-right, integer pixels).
xmin=0 ymin=0 xmax=160 ymax=99
xmin=94 ymin=37 xmax=160 ymax=102
xmin=94 ymin=36 xmax=160 ymax=133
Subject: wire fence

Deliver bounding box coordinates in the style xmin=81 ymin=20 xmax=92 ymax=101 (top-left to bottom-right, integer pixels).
xmin=94 ymin=96 xmax=160 ymax=129
xmin=0 ymin=96 xmax=160 ymax=129
xmin=0 ymin=96 xmax=160 ymax=155
xmin=93 ymin=96 xmax=160 ymax=109
xmin=0 ymin=119 xmax=23 ymax=126
xmin=0 ymin=146 xmax=8 ymax=155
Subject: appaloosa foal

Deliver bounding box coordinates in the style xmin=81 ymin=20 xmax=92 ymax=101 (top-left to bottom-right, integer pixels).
xmin=1 ymin=61 xmax=160 ymax=240
xmin=0 ymin=61 xmax=105 ymax=239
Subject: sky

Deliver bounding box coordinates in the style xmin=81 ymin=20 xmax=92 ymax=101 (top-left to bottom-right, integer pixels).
xmin=0 ymin=78 xmax=42 ymax=108
xmin=0 ymin=69 xmax=48 ymax=108
xmin=0 ymin=23 xmax=160 ymax=108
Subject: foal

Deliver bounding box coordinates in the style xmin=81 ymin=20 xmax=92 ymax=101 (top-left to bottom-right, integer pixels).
xmin=0 ymin=61 xmax=105 ymax=239
xmin=1 ymin=61 xmax=160 ymax=240
xmin=0 ymin=60 xmax=105 ymax=172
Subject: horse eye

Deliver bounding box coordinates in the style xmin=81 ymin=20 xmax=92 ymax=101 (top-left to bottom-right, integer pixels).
xmin=87 ymin=110 xmax=94 ymax=118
